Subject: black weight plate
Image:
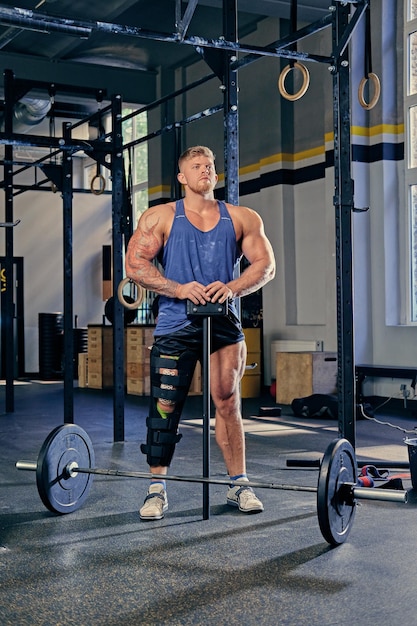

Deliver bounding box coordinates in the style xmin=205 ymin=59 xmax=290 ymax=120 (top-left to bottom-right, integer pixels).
xmin=36 ymin=424 xmax=95 ymax=514
xmin=104 ymin=295 xmax=137 ymax=326
xmin=317 ymin=438 xmax=357 ymax=546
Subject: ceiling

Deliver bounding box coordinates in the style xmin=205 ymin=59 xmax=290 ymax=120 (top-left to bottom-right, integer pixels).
xmin=0 ymin=0 xmax=332 ymax=116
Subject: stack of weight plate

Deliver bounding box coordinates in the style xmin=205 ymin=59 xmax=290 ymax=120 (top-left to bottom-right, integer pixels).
xmin=38 ymin=312 xmax=64 ymax=380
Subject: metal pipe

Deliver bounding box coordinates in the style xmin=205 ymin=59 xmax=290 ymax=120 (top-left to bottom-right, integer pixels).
xmin=111 ymin=94 xmax=125 ymax=443
xmin=0 ymin=6 xmax=91 ymax=37
xmin=121 ymin=73 xmax=217 ymax=123
xmin=123 ymin=104 xmax=223 ymax=151
xmin=233 ymin=14 xmax=334 ymax=71
xmin=0 ymin=131 xmax=94 ymax=151
xmin=202 ymin=316 xmax=211 ymax=520
xmin=62 ymin=121 xmax=74 ymax=424
xmin=0 ymin=5 xmax=332 ymax=64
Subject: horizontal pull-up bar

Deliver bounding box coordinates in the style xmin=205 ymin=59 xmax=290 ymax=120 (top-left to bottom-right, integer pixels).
xmin=0 ymin=130 xmax=94 ymax=152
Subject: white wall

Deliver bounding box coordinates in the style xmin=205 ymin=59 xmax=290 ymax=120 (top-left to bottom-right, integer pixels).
xmin=0 ymin=156 xmax=112 ymax=372
xmin=245 ymin=168 xmax=338 ymax=384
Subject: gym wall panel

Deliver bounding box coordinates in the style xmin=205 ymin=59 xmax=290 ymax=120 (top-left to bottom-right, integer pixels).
xmin=293 ymin=180 xmax=327 ymax=326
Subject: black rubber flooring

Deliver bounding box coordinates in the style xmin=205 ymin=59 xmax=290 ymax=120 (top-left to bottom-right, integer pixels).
xmin=1 ymin=381 xmax=417 ymax=626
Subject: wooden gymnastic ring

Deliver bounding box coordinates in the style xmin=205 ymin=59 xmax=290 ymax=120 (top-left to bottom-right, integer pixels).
xmin=358 ymin=72 xmax=381 ymax=110
xmin=117 ymin=277 xmax=144 ymax=310
xmin=278 ymin=62 xmax=310 ymax=101
xmin=90 ymin=173 xmax=106 ymax=195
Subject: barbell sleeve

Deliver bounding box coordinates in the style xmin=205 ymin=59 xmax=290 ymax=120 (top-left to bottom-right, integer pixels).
xmin=16 ymin=460 xmax=37 ymax=471
xmin=352 ymin=486 xmax=408 ymax=503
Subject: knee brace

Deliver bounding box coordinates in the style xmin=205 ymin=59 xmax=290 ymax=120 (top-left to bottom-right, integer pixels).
xmin=140 ymin=346 xmax=197 ymax=467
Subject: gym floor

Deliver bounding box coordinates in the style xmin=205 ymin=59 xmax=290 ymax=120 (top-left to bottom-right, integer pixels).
xmin=1 ymin=381 xmax=416 ymax=626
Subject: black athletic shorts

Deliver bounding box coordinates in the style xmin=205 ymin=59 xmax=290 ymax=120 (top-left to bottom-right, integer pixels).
xmin=153 ymin=310 xmax=244 ymax=359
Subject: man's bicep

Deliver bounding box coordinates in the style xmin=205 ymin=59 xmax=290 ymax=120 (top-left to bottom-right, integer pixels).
xmin=129 ymin=211 xmax=164 ymax=262
xmin=241 ymin=215 xmax=272 ymax=265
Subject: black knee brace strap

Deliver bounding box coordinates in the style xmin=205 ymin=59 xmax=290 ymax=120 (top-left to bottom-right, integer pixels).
xmin=140 ymin=415 xmax=182 ymax=466
xmin=140 ymin=347 xmax=197 ymax=467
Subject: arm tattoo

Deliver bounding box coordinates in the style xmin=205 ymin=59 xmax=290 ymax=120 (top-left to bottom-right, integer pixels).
xmin=126 ymin=212 xmax=179 ymax=297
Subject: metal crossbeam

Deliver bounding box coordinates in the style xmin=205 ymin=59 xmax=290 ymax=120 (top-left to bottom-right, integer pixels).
xmin=0 ymin=4 xmax=332 ymax=64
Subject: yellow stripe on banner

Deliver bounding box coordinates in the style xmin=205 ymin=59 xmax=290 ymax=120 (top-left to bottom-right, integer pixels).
xmin=325 ymin=125 xmax=403 ymax=142
xmin=293 ymin=145 xmax=326 ymax=162
xmin=240 ymin=163 xmax=260 ymax=177
xmin=259 ymin=145 xmax=325 ymax=168
xmin=148 ymin=184 xmax=171 ymax=197
xmin=352 ymin=123 xmax=404 ymax=138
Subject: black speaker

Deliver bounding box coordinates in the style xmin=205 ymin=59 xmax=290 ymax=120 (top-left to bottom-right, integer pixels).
xmin=102 ymin=245 xmax=112 ymax=281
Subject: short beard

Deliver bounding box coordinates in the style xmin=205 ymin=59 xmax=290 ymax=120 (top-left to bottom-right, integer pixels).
xmin=193 ymin=179 xmax=213 ymax=194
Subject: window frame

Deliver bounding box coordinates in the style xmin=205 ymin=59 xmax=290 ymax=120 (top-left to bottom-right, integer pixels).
xmin=122 ymin=107 xmax=157 ymax=324
xmin=404 ymin=1 xmax=417 ymax=321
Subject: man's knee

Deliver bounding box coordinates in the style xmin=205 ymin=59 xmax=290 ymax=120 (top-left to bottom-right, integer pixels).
xmin=141 ymin=348 xmax=197 ymax=466
xmin=156 ymin=357 xmax=178 ymax=418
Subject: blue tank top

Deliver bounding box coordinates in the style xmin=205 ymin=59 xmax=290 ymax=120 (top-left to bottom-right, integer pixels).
xmin=154 ymin=199 xmax=242 ymax=335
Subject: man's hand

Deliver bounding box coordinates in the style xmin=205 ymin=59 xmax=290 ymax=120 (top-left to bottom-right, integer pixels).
xmin=204 ymin=281 xmax=233 ymax=303
xmin=175 ymin=281 xmax=211 ymax=305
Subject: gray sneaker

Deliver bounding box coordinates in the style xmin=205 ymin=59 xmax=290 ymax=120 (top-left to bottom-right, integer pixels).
xmin=227 ymin=484 xmax=264 ymax=513
xmin=139 ymin=483 xmax=168 ymax=520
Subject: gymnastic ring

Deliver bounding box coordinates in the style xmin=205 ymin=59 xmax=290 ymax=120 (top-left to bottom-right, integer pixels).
xmin=117 ymin=277 xmax=144 ymax=310
xmin=358 ymin=72 xmax=381 ymax=110
xmin=90 ymin=173 xmax=106 ymax=195
xmin=278 ymin=62 xmax=310 ymax=102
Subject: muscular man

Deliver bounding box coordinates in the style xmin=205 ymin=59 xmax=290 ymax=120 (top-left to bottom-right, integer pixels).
xmin=125 ymin=146 xmax=275 ymax=520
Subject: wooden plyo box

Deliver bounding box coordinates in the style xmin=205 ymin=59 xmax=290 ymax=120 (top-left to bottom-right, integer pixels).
xmin=275 ymin=352 xmax=337 ymax=405
xmin=78 ymin=353 xmax=88 ymax=388
xmin=241 ymin=328 xmax=261 ymax=398
xmin=126 ymin=326 xmax=152 ymax=396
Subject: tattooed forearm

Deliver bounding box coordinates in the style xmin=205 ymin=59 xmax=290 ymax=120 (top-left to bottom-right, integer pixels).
xmin=129 ymin=258 xmax=179 ymax=297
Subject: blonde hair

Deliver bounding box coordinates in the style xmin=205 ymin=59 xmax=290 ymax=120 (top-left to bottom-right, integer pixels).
xmin=178 ymin=146 xmax=215 ymax=170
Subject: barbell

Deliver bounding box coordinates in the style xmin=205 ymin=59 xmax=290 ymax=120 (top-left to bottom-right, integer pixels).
xmin=16 ymin=424 xmax=408 ymax=547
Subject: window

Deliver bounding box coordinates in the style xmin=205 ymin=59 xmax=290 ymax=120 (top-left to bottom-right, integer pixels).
xmin=121 ymin=108 xmax=157 ymax=324
xmin=405 ymin=1 xmax=417 ymax=320
xmin=122 ymin=107 xmax=149 ymax=225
